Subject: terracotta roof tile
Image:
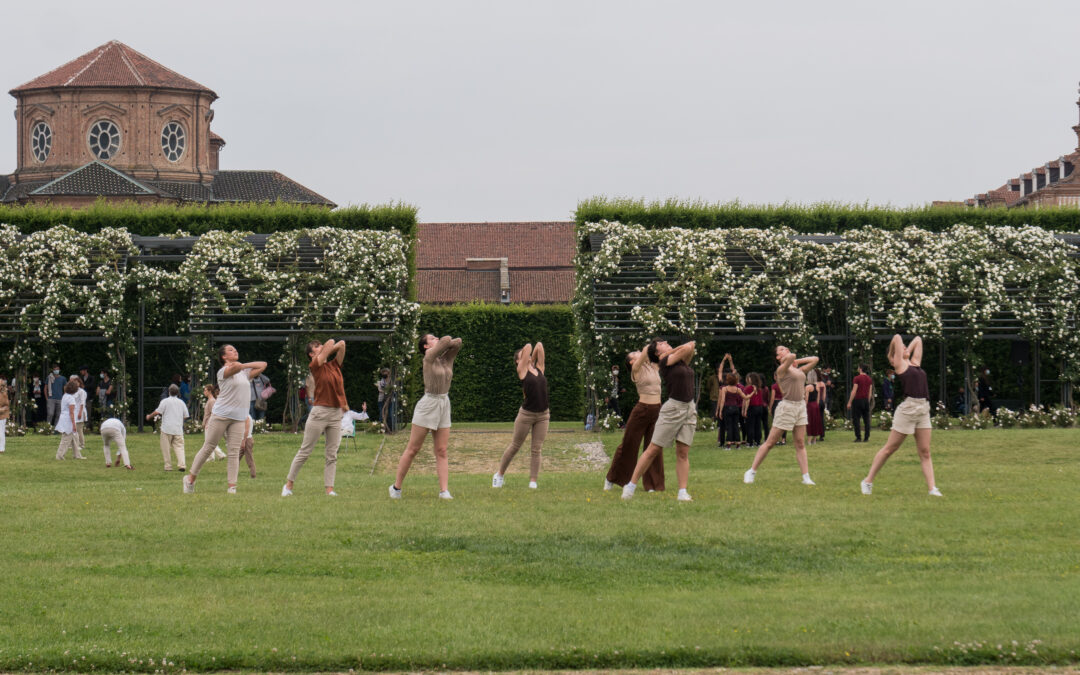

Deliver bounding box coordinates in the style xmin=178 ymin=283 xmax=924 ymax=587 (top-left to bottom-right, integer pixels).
xmin=31 ymin=161 xmax=160 ymax=196
xmin=210 ymin=171 xmax=334 ymax=207
xmin=417 ymin=222 xmax=575 ymax=269
xmin=10 ymin=41 xmax=216 ymax=97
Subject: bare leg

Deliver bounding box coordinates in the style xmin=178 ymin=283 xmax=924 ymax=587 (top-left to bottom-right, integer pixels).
xmin=751 ymin=426 xmax=786 ymax=471
xmin=629 ymin=442 xmax=663 ymax=485
xmin=792 ymin=425 xmax=809 ymax=475
xmin=395 ymin=424 xmax=431 ymax=489
xmin=675 ymin=441 xmax=689 ymax=490
xmin=432 ymin=427 xmax=450 ymax=492
xmin=865 ymin=430 xmax=908 ymax=483
xmin=913 ymin=427 xmax=935 ymax=489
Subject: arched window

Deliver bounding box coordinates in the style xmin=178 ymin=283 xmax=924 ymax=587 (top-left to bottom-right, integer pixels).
xmin=161 ymin=121 xmax=186 ymax=162
xmin=31 ymin=122 xmax=52 ymax=162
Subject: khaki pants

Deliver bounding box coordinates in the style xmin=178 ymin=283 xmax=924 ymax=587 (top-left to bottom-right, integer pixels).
xmin=102 ymin=427 xmax=130 ymax=466
xmin=498 ymin=408 xmax=550 ymax=480
xmin=287 ymin=406 xmax=343 ymax=487
xmin=190 ymin=416 xmax=245 ymax=485
xmin=160 ymin=433 xmax=187 ymax=470
xmin=55 ymin=433 xmax=78 ymax=460
xmin=75 ymin=421 xmax=86 ymax=450
xmin=239 ymin=436 xmax=256 ymax=478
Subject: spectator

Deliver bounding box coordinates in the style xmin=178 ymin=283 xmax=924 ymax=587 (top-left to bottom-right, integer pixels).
xmin=31 ymin=375 xmax=46 ymax=422
xmin=78 ymin=366 xmax=96 ymax=423
xmin=820 ymin=366 xmax=835 ymax=413
xmin=98 ymin=372 xmax=117 ymax=415
xmin=179 ymin=374 xmax=191 ymax=404
xmin=605 ymin=364 xmax=624 ymax=424
xmin=250 ymin=372 xmax=271 ymax=421
xmin=71 ymin=376 xmax=88 ymax=453
xmin=0 ymin=375 xmax=9 ymax=453
xmin=54 ymin=379 xmax=85 ymax=459
xmin=100 ymin=417 xmax=132 ymax=469
xmin=376 ymin=368 xmax=389 ymax=423
xmin=148 ymin=383 xmax=189 ymax=472
xmin=977 ymin=368 xmax=996 ymax=417
xmin=46 ymin=363 xmax=66 ymax=428
xmin=882 ymin=370 xmax=895 ymax=412
xmin=705 ymin=365 xmax=720 ymax=418
xmin=300 ymin=371 xmax=315 ymax=426
xmin=340 ymin=402 xmax=370 ymax=436
xmin=846 ymin=363 xmax=873 ymax=442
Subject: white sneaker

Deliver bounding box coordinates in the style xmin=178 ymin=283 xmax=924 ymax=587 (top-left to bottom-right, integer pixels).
xmin=677 ymin=489 xmax=693 ymax=502
xmin=281 ymin=484 xmax=293 ymax=497
xmin=492 ymin=472 xmax=504 ymax=488
xmin=603 ymin=479 xmax=614 ymax=491
xmin=929 ymin=487 xmax=943 ymax=497
xmin=182 ymin=476 xmax=194 ymax=494
xmin=226 ymin=486 xmax=237 ymax=494
xmin=860 ymin=480 xmax=873 ymax=495
xmin=326 ymin=490 xmax=338 ymax=497
xmin=213 ymin=447 xmax=226 ymax=460
xmin=743 ymin=468 xmax=756 ymax=484
xmin=621 ymin=482 xmax=636 ymax=500
xmin=802 ymin=474 xmax=816 ymax=486
xmin=388 ymin=484 xmax=402 ymax=499
xmin=528 ymin=481 xmax=538 ymax=489
xmin=438 ymin=490 xmax=453 ymax=500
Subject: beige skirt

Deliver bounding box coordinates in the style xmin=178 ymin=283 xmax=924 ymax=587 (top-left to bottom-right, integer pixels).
xmin=892 ymin=397 xmax=931 ymax=435
xmin=650 ymin=398 xmax=697 ymax=448
xmin=772 ymin=399 xmax=808 ymax=431
xmin=412 ymin=393 xmax=451 ymax=430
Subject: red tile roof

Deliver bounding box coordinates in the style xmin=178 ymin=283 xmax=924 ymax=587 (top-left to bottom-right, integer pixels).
xmin=10 ymin=41 xmax=216 ymax=97
xmin=417 ymin=222 xmax=575 ymax=269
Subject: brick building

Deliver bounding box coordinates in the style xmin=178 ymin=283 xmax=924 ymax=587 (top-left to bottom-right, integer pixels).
xmin=1 ymin=41 xmax=333 ymax=206
xmin=417 ymin=222 xmax=576 ymax=304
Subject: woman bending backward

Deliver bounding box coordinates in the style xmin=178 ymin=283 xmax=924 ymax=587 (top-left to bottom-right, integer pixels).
xmin=744 ymin=345 xmax=818 ymax=486
xmin=493 ymin=342 xmax=550 ymax=489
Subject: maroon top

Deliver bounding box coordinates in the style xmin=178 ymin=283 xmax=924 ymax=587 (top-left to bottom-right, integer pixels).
xmin=722 ymin=388 xmax=742 ymax=407
xmin=747 ymin=385 xmax=765 ymax=406
xmin=897 ymin=366 xmax=929 ymax=399
xmin=771 ymin=382 xmax=783 ymax=402
xmin=852 ymin=373 xmax=873 ymax=400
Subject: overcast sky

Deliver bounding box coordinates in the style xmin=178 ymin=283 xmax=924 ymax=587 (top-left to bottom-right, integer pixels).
xmin=4 ymin=0 xmax=1080 ymax=221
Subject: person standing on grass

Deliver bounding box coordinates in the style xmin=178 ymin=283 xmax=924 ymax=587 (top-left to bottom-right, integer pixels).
xmin=54 ymin=379 xmax=85 ymax=460
xmin=100 ymin=417 xmax=131 ymax=469
xmin=240 ymin=414 xmax=256 ymax=479
xmin=493 ymin=342 xmax=550 ymax=490
xmin=200 ymin=384 xmax=227 ymax=463
xmin=46 ymin=364 xmax=66 ymax=428
xmin=391 ymin=334 xmax=462 ymax=500
xmin=768 ymin=375 xmax=787 ymax=446
xmin=0 ymin=379 xmax=9 ymax=454
xmin=717 ymin=373 xmax=750 ymax=449
xmin=745 ymin=372 xmax=768 ymax=447
xmin=283 ymin=338 xmax=347 ymax=497
xmin=147 ymin=384 xmax=189 ymax=472
xmin=861 ymin=335 xmax=941 ymax=497
xmin=847 ymin=363 xmax=874 ymax=443
xmin=622 ymin=339 xmax=697 ymax=502
xmin=183 ymin=345 xmax=266 ymax=495
xmin=604 ymin=345 xmax=664 ymax=493
xmin=744 ymin=345 xmax=818 ymax=486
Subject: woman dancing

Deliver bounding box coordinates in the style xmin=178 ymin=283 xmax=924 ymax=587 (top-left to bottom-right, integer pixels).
xmin=622 ymin=339 xmax=696 ymax=502
xmin=743 ymin=345 xmax=817 ymax=486
xmin=604 ymin=345 xmax=664 ymax=492
xmin=717 ymin=373 xmax=750 ymax=449
xmin=392 ymin=334 xmax=462 ymax=499
xmin=745 ymin=372 xmax=768 ymax=447
xmin=805 ymin=376 xmax=825 ymax=444
xmin=861 ymin=335 xmax=941 ymax=497
xmin=183 ymin=345 xmax=266 ymax=494
xmin=493 ymin=342 xmax=550 ymax=489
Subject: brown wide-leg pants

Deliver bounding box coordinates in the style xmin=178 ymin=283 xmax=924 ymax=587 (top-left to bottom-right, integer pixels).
xmin=605 ymin=402 xmax=664 ymax=491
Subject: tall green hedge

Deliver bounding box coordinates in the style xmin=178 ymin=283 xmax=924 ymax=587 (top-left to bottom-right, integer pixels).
xmin=576 ymin=197 xmax=1080 ymax=233
xmin=408 ymin=304 xmax=583 ymax=422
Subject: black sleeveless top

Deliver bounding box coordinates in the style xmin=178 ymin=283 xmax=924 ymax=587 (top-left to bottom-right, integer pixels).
xmin=807 ymin=388 xmax=818 ymax=403
xmin=521 ymin=369 xmax=549 ymax=413
xmin=897 ymin=366 xmax=929 ymax=399
xmin=659 ymin=355 xmax=695 ymax=403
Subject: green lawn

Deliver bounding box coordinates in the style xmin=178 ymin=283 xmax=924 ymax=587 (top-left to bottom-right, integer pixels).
xmin=0 ymin=424 xmax=1077 ymax=671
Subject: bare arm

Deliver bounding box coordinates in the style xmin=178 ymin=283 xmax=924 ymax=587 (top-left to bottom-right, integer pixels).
xmin=887 ymin=334 xmax=906 ymax=370
xmin=334 ymin=339 xmax=346 ymax=365
xmin=906 ymin=336 xmax=923 ymax=368
xmin=775 ymin=352 xmax=797 ymax=378
xmin=631 ymin=346 xmax=649 ymax=378
xmin=426 ymin=336 xmax=461 ymax=362
xmin=516 ymin=343 xmax=533 ymax=379
xmin=532 ymin=342 xmax=545 ymax=373
xmin=796 ymin=356 xmax=819 ymax=374
xmin=312 ymin=338 xmax=337 ymax=367
xmin=667 ymin=340 xmax=695 ymax=365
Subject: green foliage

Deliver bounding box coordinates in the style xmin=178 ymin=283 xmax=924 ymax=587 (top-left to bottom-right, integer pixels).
xmin=410 ymin=304 xmax=583 ymax=421
xmin=575 ymin=197 xmax=1080 ymax=234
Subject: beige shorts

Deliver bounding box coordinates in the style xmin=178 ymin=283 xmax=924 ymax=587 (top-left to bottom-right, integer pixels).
xmin=772 ymin=399 xmax=808 ymax=431
xmin=412 ymin=393 xmax=451 ymax=430
xmin=892 ymin=397 xmax=931 ymax=435
xmin=649 ymin=399 xmax=696 ymax=449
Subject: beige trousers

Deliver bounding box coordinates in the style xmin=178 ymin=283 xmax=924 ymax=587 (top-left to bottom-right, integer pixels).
xmin=75 ymin=421 xmax=86 ymax=450
xmin=160 ymin=433 xmax=187 ymax=470
xmin=287 ymin=406 xmax=343 ymax=487
xmin=190 ymin=416 xmax=245 ymax=485
xmin=498 ymin=408 xmax=550 ymax=480
xmin=55 ymin=433 xmax=78 ymax=460
xmin=102 ymin=428 xmax=130 ymax=466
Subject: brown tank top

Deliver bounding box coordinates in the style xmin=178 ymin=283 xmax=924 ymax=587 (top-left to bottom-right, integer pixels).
xmin=897 ymin=365 xmax=929 ymax=399
xmin=521 ymin=370 xmax=549 ymax=413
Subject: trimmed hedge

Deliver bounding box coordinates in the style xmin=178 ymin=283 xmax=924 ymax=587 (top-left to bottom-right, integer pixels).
xmin=576 ymin=197 xmax=1080 ymax=233
xmin=408 ymin=304 xmax=583 ymax=422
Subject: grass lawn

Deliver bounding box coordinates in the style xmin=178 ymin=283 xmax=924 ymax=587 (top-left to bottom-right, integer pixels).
xmin=0 ymin=423 xmax=1077 ymax=671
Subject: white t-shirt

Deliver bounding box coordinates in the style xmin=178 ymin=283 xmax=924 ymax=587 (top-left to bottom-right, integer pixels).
xmin=100 ymin=418 xmax=126 ymax=436
xmin=245 ymin=414 xmax=254 ymax=440
xmin=56 ymin=393 xmax=77 ymax=434
xmin=154 ymin=396 xmax=190 ymax=435
xmin=340 ymin=409 xmax=369 ymax=434
xmin=214 ymin=366 xmax=251 ymax=421
xmin=74 ymin=388 xmax=88 ymax=422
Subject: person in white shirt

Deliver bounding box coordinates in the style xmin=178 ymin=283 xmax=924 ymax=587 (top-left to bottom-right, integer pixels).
xmin=184 ymin=344 xmax=266 ymax=495
xmin=54 ymin=380 xmax=85 ymax=460
xmin=71 ymin=375 xmax=89 ymax=452
xmin=100 ymin=417 xmax=131 ymax=469
xmin=339 ymin=402 xmax=369 ymax=436
xmin=147 ymin=384 xmax=190 ymax=471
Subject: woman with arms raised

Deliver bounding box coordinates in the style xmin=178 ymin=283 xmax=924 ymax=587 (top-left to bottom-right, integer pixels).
xmin=603 ymin=344 xmax=664 ymax=492
xmin=493 ymin=342 xmax=550 ymax=489
xmin=744 ymin=345 xmax=818 ymax=486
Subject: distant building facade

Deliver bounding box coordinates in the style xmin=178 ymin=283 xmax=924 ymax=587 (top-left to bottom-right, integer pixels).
xmin=1 ymin=41 xmax=333 ymax=206
xmin=416 ymin=222 xmax=576 ymax=304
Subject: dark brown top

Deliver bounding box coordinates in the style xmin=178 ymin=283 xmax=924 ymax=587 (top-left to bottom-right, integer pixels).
xmin=897 ymin=366 xmax=929 ymax=400
xmin=521 ymin=370 xmax=549 ymax=413
xmin=659 ymin=354 xmax=695 ymax=403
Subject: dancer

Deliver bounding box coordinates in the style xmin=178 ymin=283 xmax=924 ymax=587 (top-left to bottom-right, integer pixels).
xmin=769 ymin=376 xmax=787 ymax=445
xmin=183 ymin=345 xmax=266 ymax=494
xmin=391 ymin=334 xmax=462 ymax=499
xmin=493 ymin=342 xmax=550 ymax=489
xmin=72 ymin=376 xmax=88 ymax=453
xmin=200 ymin=384 xmax=228 ymax=463
xmin=717 ymin=373 xmax=750 ymax=449
xmin=744 ymin=345 xmax=817 ymax=486
xmin=100 ymin=417 xmax=132 ymax=469
xmin=147 ymin=383 xmax=189 ymax=471
xmin=846 ymin=363 xmax=873 ymax=442
xmin=805 ymin=378 xmax=825 ymax=444
xmin=604 ymin=345 xmax=664 ymax=492
xmin=622 ymin=339 xmax=696 ymax=502
xmin=283 ymin=338 xmax=348 ymax=497
xmin=745 ymin=372 xmax=768 ymax=447
xmin=861 ymin=335 xmax=941 ymax=497
xmin=54 ymin=380 xmax=85 ymax=460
